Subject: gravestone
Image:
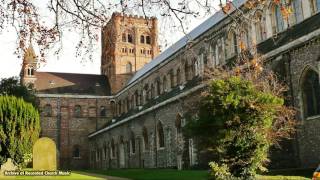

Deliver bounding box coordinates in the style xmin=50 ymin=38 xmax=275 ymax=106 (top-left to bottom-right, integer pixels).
xmin=0 ymin=158 xmax=17 ymax=175
xmin=33 ymin=137 xmax=57 ymax=171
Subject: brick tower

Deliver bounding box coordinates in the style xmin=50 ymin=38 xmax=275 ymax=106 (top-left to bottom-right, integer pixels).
xmin=20 ymin=45 xmax=38 ymax=87
xmin=101 ymin=13 xmax=159 ymax=94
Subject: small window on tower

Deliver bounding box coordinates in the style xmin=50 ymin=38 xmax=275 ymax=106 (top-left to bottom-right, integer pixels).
xmin=27 ymin=67 xmax=34 ymax=76
xmin=146 ymin=36 xmax=151 ymax=44
xmin=140 ymin=35 xmax=145 ymax=44
xmin=128 ymin=34 xmax=133 ymax=43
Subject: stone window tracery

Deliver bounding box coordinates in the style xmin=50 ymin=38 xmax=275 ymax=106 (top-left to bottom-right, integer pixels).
xmin=291 ymin=0 xmax=303 ymax=24
xmin=271 ymin=3 xmax=285 ymax=34
xmin=254 ymin=11 xmax=266 ymax=43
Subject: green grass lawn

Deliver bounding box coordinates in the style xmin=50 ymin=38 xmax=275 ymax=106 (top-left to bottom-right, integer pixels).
xmin=83 ymin=168 xmax=314 ymax=180
xmin=0 ymin=171 xmax=103 ymax=180
xmin=83 ymin=169 xmax=209 ymax=180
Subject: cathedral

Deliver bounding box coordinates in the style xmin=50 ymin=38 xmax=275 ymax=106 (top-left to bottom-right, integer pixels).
xmin=20 ymin=0 xmax=320 ymax=170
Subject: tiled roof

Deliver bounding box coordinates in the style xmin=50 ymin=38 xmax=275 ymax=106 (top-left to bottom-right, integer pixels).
xmin=126 ymin=0 xmax=247 ymax=86
xmin=34 ymin=72 xmax=111 ymax=96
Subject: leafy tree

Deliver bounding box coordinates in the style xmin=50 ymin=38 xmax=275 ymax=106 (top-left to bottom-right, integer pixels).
xmin=0 ymin=96 xmax=40 ymax=166
xmin=0 ymin=77 xmax=37 ymax=106
xmin=0 ymin=0 xmax=275 ymax=61
xmin=186 ymin=60 xmax=295 ymax=179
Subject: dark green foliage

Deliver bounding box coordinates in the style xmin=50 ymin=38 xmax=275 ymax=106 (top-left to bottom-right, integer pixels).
xmin=0 ymin=77 xmax=37 ymax=106
xmin=186 ymin=76 xmax=285 ymax=179
xmin=0 ymin=96 xmax=40 ymax=166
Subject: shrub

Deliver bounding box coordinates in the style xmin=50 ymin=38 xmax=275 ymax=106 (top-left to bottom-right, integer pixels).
xmin=0 ymin=96 xmax=40 ymax=166
xmin=186 ymin=67 xmax=295 ymax=179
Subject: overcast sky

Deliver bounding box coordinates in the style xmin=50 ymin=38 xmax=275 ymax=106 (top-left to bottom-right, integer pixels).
xmin=0 ymin=0 xmax=220 ymax=79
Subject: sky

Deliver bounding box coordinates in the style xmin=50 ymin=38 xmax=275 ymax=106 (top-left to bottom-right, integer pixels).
xmin=0 ymin=0 xmax=221 ymax=79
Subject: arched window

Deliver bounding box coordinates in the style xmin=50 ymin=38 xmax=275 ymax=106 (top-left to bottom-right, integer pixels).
xmin=255 ymin=11 xmax=266 ymax=43
xmin=128 ymin=34 xmax=133 ymax=43
xmin=184 ymin=63 xmax=189 ymax=81
xmin=272 ymin=4 xmax=285 ymax=33
xmin=103 ymin=143 xmax=107 ymax=160
xmin=126 ymin=62 xmax=132 ymax=73
xmin=191 ymin=59 xmax=196 ymax=77
xmin=143 ymin=84 xmax=149 ymax=103
xmin=110 ymin=101 xmax=115 ymax=116
xmin=135 ymin=91 xmax=139 ymax=106
xmin=169 ymin=70 xmax=174 ymax=88
xmin=146 ymin=36 xmax=151 ymax=44
xmin=111 ymin=139 xmax=116 ymax=158
xmin=176 ymin=68 xmax=181 ymax=85
xmin=100 ymin=106 xmax=106 ymax=117
xmin=302 ymin=69 xmax=320 ymax=118
xmin=210 ymin=43 xmax=216 ymax=67
xmin=292 ymin=0 xmax=303 ymax=24
xmin=130 ymin=132 xmax=136 ymax=154
xmin=118 ymin=101 xmax=122 ymax=115
xmin=140 ymin=35 xmax=145 ymax=43
xmin=122 ymin=33 xmax=126 ymax=42
xmin=156 ymin=79 xmax=161 ymax=96
xmin=157 ymin=121 xmax=165 ymax=148
xmin=126 ymin=98 xmax=129 ymax=112
xmin=176 ymin=114 xmax=182 ymax=135
xmin=43 ymin=104 xmax=52 ymax=116
xmin=163 ymin=76 xmax=167 ymax=92
xmin=227 ymin=29 xmax=237 ymax=56
xmin=27 ymin=66 xmax=34 ymax=76
xmin=73 ymin=145 xmax=80 ymax=158
xmin=142 ymin=127 xmax=149 ymax=151
xmin=151 ymin=84 xmax=155 ymax=99
xmin=74 ymin=105 xmax=81 ymax=117
xmin=240 ymin=24 xmax=250 ymax=50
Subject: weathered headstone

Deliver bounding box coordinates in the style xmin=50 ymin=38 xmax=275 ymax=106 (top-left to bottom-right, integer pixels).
xmin=33 ymin=137 xmax=57 ymax=171
xmin=0 ymin=158 xmax=17 ymax=175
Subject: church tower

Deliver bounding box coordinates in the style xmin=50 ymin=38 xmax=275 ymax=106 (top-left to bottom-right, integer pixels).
xmin=101 ymin=13 xmax=159 ymax=94
xmin=20 ymin=45 xmax=38 ymax=87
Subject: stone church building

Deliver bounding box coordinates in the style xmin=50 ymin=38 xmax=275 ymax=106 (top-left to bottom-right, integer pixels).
xmin=21 ymin=0 xmax=320 ymax=170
